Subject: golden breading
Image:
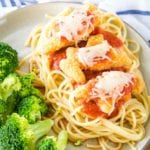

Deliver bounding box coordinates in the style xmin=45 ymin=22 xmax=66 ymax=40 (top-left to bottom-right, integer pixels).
xmin=59 ymin=48 xmax=86 ymax=83
xmin=60 ymin=34 xmax=133 ymax=83
xmin=73 ymin=85 xmax=89 ymax=100
xmin=88 ymin=46 xmax=133 ymax=71
xmin=59 ymin=35 xmax=104 ymax=83
xmin=36 ymin=3 xmax=101 ymax=54
xmin=111 ymin=47 xmax=133 ymax=69
xmin=132 ymin=70 xmax=145 ymax=95
xmin=74 ymin=70 xmax=144 ymax=100
xmin=83 ymin=34 xmax=133 ymax=71
xmin=86 ymin=34 xmax=104 ymax=46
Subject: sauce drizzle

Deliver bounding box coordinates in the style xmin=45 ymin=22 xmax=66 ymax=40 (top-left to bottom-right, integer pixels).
xmin=92 ymin=27 xmax=123 ymax=48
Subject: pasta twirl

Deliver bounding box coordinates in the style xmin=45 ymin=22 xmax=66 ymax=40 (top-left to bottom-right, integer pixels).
xmin=20 ymin=3 xmax=150 ymax=150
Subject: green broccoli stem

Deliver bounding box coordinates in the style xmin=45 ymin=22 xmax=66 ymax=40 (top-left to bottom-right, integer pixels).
xmin=57 ymin=130 xmax=68 ymax=150
xmin=28 ymin=119 xmax=54 ymax=144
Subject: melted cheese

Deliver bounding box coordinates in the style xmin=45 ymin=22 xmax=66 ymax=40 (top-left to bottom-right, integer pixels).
xmin=92 ymin=71 xmax=134 ymax=101
xmin=51 ymin=7 xmax=94 ymax=42
xmin=91 ymin=71 xmax=134 ymax=114
xmin=77 ymin=40 xmax=111 ymax=67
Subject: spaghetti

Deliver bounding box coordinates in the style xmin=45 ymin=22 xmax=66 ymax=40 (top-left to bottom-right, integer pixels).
xmin=21 ymin=3 xmax=149 ymax=150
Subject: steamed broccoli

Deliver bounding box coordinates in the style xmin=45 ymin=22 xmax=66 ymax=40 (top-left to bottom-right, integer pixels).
xmin=16 ymin=73 xmax=49 ymax=123
xmin=0 ymin=73 xmax=21 ymax=100
xmin=19 ymin=73 xmax=43 ymax=99
xmin=37 ymin=136 xmax=57 ymax=150
xmin=0 ymin=42 xmax=18 ymax=81
xmin=0 ymin=74 xmax=21 ymax=124
xmin=0 ymin=72 xmax=49 ymax=124
xmin=17 ymin=95 xmax=48 ymax=124
xmin=0 ymin=113 xmax=54 ymax=150
xmin=37 ymin=130 xmax=68 ymax=150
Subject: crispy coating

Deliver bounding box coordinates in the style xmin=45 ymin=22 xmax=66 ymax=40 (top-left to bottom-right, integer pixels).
xmin=60 ymin=34 xmax=133 ymax=83
xmin=132 ymin=70 xmax=145 ymax=95
xmin=89 ymin=46 xmax=133 ymax=71
xmin=85 ymin=35 xmax=133 ymax=71
xmin=37 ymin=3 xmax=101 ymax=54
xmin=59 ymin=48 xmax=86 ymax=83
xmin=86 ymin=34 xmax=104 ymax=46
xmin=73 ymin=85 xmax=89 ymax=100
xmin=74 ymin=70 xmax=144 ymax=100
xmin=74 ymin=71 xmax=144 ymax=114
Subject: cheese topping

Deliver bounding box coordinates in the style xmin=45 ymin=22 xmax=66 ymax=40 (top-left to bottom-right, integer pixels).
xmin=77 ymin=40 xmax=111 ymax=67
xmin=51 ymin=7 xmax=94 ymax=42
xmin=91 ymin=71 xmax=134 ymax=101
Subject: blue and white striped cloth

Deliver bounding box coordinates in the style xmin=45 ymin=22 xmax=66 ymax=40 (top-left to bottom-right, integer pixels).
xmin=0 ymin=0 xmax=150 ymax=44
xmin=0 ymin=0 xmax=37 ymax=7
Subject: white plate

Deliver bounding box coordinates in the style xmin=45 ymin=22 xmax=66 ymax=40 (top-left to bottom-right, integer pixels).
xmin=0 ymin=2 xmax=150 ymax=150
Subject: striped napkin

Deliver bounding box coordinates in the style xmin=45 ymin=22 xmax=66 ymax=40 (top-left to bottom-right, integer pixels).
xmin=0 ymin=0 xmax=150 ymax=45
xmin=0 ymin=0 xmax=37 ymax=7
xmin=97 ymin=0 xmax=150 ymax=46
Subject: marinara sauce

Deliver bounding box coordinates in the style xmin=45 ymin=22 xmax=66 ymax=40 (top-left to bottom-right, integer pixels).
xmin=92 ymin=27 xmax=123 ymax=48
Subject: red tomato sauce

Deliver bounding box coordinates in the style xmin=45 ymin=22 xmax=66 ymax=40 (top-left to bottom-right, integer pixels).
xmin=122 ymin=77 xmax=135 ymax=95
xmin=106 ymin=67 xmax=127 ymax=72
xmin=123 ymin=84 xmax=132 ymax=95
xmin=83 ymin=99 xmax=108 ymax=118
xmin=78 ymin=41 xmax=87 ymax=48
xmin=83 ymin=98 xmax=127 ymax=119
xmin=49 ymin=49 xmax=66 ymax=70
xmin=73 ymin=67 xmax=128 ymax=89
xmin=82 ymin=83 xmax=133 ymax=119
xmin=83 ymin=67 xmax=127 ymax=81
xmin=83 ymin=70 xmax=102 ymax=81
xmin=92 ymin=27 xmax=123 ymax=48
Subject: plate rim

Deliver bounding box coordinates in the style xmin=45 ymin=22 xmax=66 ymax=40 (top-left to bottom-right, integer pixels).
xmin=0 ymin=1 xmax=149 ymax=49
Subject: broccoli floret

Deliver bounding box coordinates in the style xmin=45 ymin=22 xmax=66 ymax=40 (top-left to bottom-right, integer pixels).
xmin=17 ymin=73 xmax=49 ymax=123
xmin=37 ymin=136 xmax=57 ymax=150
xmin=37 ymin=130 xmax=68 ymax=150
xmin=0 ymin=113 xmax=54 ymax=150
xmin=0 ymin=42 xmax=18 ymax=81
xmin=0 ymin=73 xmax=48 ymax=124
xmin=0 ymin=93 xmax=18 ymax=124
xmin=19 ymin=73 xmax=43 ymax=99
xmin=17 ymin=95 xmax=48 ymax=124
xmin=0 ymin=73 xmax=21 ymax=100
xmin=0 ymin=74 xmax=21 ymax=124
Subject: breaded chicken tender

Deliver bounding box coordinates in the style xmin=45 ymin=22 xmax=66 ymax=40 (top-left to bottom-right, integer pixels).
xmin=74 ymin=70 xmax=144 ymax=99
xmin=132 ymin=70 xmax=145 ymax=95
xmin=73 ymin=70 xmax=144 ymax=114
xmin=60 ymin=34 xmax=133 ymax=83
xmin=59 ymin=48 xmax=86 ymax=83
xmin=36 ymin=3 xmax=101 ymax=54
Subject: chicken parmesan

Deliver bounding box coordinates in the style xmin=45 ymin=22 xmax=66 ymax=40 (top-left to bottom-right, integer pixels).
xmin=36 ymin=4 xmax=101 ymax=54
xmin=24 ymin=3 xmax=149 ymax=150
